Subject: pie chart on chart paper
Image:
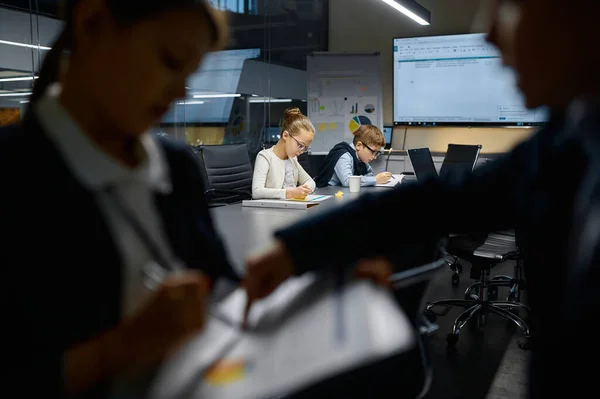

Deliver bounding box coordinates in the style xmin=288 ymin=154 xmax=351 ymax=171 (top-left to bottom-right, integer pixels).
xmin=348 ymin=115 xmax=372 ymax=133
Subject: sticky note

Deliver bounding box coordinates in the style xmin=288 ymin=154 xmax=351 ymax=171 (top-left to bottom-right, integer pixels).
xmin=328 ymin=122 xmax=337 ymax=130
xmin=205 ymin=359 xmax=249 ymax=385
xmin=335 ymin=190 xmax=343 ymax=198
xmin=317 ymin=123 xmax=327 ymax=132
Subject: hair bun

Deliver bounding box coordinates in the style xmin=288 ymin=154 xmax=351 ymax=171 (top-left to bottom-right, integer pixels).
xmin=284 ymin=107 xmax=302 ymax=117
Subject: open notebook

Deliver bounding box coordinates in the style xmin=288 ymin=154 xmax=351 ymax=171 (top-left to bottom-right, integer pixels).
xmin=286 ymin=194 xmax=331 ymax=202
xmin=375 ymin=174 xmax=404 ymax=187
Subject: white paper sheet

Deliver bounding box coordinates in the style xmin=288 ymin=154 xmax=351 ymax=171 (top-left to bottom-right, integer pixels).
xmin=375 ymin=174 xmax=404 ymax=187
xmin=149 ymin=275 xmax=416 ymax=399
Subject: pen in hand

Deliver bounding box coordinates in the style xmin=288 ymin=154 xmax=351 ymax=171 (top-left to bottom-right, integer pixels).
xmin=380 ymin=167 xmax=394 ymax=180
xmin=242 ymin=294 xmax=251 ymax=331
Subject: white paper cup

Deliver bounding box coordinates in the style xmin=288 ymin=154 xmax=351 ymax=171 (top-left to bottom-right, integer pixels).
xmin=349 ymin=176 xmax=361 ymax=193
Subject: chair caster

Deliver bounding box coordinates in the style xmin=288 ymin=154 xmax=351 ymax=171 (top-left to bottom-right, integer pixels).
xmin=446 ymin=333 xmax=459 ymax=347
xmin=451 ymin=273 xmax=460 ymax=286
xmin=517 ymin=336 xmax=531 ymax=350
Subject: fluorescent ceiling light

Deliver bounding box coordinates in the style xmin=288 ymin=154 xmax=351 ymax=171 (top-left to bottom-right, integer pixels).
xmin=0 ymin=76 xmax=38 ymax=82
xmin=249 ymin=97 xmax=292 ymax=103
xmin=177 ymin=101 xmax=205 ymax=105
xmin=0 ymin=92 xmax=32 ymax=97
xmin=20 ymin=100 xmax=30 ymax=104
xmin=0 ymin=39 xmax=51 ymax=50
xmin=379 ymin=0 xmax=430 ymax=25
xmin=192 ymin=94 xmax=241 ymax=98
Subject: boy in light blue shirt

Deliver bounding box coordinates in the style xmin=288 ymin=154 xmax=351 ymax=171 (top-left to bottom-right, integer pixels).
xmin=314 ymin=125 xmax=391 ymax=188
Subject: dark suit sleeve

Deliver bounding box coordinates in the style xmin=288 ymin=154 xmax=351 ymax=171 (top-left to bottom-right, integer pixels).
xmin=275 ymin=134 xmax=537 ymax=274
xmin=178 ymin=145 xmax=241 ymax=282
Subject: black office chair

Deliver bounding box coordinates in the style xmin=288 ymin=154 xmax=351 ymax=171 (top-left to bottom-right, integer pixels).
xmin=195 ymin=144 xmax=253 ymax=207
xmin=437 ymin=143 xmax=483 ymax=285
xmin=296 ymin=153 xmax=315 ymax=177
xmin=425 ymin=231 xmax=530 ymax=349
xmin=310 ymin=154 xmax=327 ymax=178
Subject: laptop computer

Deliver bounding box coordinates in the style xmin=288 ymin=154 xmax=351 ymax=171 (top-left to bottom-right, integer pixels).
xmin=407 ymin=148 xmax=438 ymax=181
xmin=383 ymin=126 xmax=393 ymax=150
xmin=407 ymin=145 xmax=482 ymax=182
xmin=439 ymin=144 xmax=482 ymax=179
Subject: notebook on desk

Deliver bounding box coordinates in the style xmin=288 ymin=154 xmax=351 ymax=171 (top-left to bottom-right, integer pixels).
xmin=242 ymin=195 xmax=331 ymax=210
xmin=375 ymin=174 xmax=405 ymax=188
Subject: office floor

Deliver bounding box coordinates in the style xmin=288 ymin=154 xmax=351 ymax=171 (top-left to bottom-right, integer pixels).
xmin=421 ymin=260 xmax=530 ymax=399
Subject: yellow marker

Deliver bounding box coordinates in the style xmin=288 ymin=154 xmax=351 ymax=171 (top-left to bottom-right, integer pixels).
xmin=335 ymin=190 xmax=343 ymax=198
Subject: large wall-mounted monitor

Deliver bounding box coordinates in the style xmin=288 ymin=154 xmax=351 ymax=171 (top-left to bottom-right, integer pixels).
xmin=393 ymin=33 xmax=548 ymax=127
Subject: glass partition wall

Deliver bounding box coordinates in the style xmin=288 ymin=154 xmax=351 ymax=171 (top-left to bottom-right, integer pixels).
xmin=0 ymin=0 xmax=328 ymax=160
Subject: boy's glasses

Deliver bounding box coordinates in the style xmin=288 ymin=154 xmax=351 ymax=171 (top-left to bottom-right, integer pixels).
xmin=364 ymin=143 xmax=382 ymax=158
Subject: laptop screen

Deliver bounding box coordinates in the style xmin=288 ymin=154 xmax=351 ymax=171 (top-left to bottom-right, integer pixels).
xmin=439 ymin=144 xmax=481 ymax=178
xmin=407 ymin=148 xmax=438 ymax=181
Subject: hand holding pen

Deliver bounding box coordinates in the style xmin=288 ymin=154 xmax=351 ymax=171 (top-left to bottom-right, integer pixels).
xmin=375 ymin=168 xmax=393 ymax=184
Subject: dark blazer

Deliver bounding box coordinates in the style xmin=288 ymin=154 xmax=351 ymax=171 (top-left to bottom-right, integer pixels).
xmin=1 ymin=116 xmax=240 ymax=398
xmin=275 ymin=110 xmax=600 ymax=398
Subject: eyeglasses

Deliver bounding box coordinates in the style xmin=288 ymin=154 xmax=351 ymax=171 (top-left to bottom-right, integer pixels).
xmin=288 ymin=133 xmax=310 ymax=153
xmin=363 ymin=143 xmax=382 ymax=158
